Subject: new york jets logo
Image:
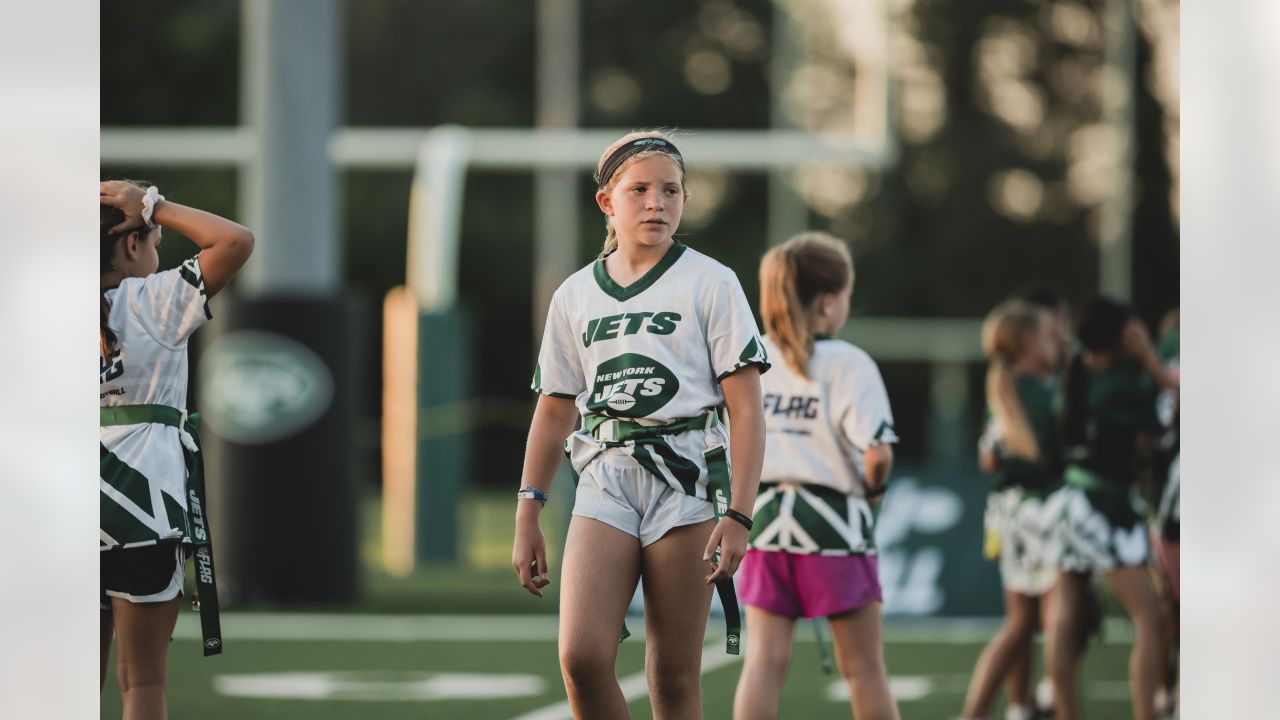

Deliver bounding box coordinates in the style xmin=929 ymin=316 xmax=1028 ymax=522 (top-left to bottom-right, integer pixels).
xmin=588 ymin=353 xmax=679 ymax=417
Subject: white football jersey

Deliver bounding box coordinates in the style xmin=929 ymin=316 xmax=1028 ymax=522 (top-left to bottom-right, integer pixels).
xmin=100 ymin=255 xmax=210 ymax=550
xmin=533 ymin=242 xmax=768 ymax=423
xmin=758 ymin=336 xmax=897 ymax=496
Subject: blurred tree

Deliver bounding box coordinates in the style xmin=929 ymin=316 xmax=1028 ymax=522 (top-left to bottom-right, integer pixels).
xmin=101 ymin=1 xmax=240 ymax=125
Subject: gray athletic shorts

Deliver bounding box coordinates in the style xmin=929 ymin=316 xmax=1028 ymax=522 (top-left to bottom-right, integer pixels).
xmin=573 ymin=449 xmax=714 ymax=546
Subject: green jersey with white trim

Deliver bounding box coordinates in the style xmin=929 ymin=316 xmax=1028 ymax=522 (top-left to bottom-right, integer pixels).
xmin=750 ymin=336 xmax=897 ymax=555
xmin=100 ymin=255 xmax=211 ymax=551
xmin=532 ymin=242 xmax=769 ymax=423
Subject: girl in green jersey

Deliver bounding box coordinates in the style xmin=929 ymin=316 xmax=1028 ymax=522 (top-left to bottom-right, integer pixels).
xmin=962 ymin=300 xmax=1062 ymax=720
xmin=1047 ymin=296 xmax=1176 ymax=720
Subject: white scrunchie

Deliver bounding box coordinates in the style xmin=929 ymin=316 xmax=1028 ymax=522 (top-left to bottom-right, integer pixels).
xmin=141 ymin=186 xmax=166 ymax=228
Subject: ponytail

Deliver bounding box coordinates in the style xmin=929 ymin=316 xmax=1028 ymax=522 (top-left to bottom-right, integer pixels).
xmin=759 ymin=245 xmax=812 ymax=377
xmin=980 ymin=300 xmax=1047 ymax=463
xmin=758 ymin=232 xmax=853 ymax=379
xmin=986 ymin=360 xmax=1040 ymax=462
xmin=100 ymin=205 xmax=127 ymax=361
xmin=600 ymin=220 xmax=619 ymax=258
xmin=100 ymin=181 xmax=148 ymax=361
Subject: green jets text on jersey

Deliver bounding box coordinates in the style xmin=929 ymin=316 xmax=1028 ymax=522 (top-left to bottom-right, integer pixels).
xmin=582 ymin=311 xmax=681 ymax=347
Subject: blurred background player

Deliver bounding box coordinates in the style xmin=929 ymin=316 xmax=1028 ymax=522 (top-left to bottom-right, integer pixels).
xmin=511 ymin=131 xmax=768 ymax=719
xmin=961 ymin=300 xmax=1062 ymax=720
xmin=100 ymin=180 xmax=253 ymax=719
xmin=1046 ymin=296 xmax=1177 ymax=720
xmin=1150 ymin=308 xmax=1180 ymax=718
xmin=733 ymin=232 xmax=900 ymax=720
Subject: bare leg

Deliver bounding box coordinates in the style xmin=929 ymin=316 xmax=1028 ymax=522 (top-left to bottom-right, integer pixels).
xmin=829 ymin=602 xmax=899 ymax=720
xmin=732 ymin=606 xmax=797 ymax=720
xmin=1104 ymin=566 xmax=1162 ymax=720
xmin=640 ymin=519 xmax=716 ymax=720
xmin=1005 ymin=622 xmax=1034 ymax=710
xmin=1036 ymin=583 xmax=1060 ymax=711
xmin=101 ymin=606 xmax=114 ymax=691
xmin=1049 ymin=572 xmax=1090 ymax=720
xmin=963 ymin=590 xmax=1039 ymax=718
xmin=111 ymin=597 xmax=180 ymax=720
xmin=559 ymin=517 xmax=643 ymax=720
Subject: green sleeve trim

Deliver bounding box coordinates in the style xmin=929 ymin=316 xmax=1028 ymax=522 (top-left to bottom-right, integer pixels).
xmin=717 ymin=359 xmax=771 ymax=382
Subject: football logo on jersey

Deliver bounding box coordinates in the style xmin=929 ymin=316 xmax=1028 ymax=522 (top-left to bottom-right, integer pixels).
xmin=100 ymin=347 xmax=124 ymax=384
xmin=588 ymin=353 xmax=679 ymax=417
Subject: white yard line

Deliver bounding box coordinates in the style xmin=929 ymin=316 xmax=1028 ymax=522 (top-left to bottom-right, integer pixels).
xmin=507 ymin=643 xmax=742 ymax=720
xmin=173 ymin=612 xmax=1135 ymax=645
xmin=172 ymin=612 xmax=561 ymax=642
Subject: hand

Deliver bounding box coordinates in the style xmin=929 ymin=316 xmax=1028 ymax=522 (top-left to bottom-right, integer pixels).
xmin=1121 ymin=318 xmax=1178 ymax=391
xmin=99 ymin=181 xmax=148 ymax=233
xmin=512 ymin=519 xmax=550 ymax=598
xmin=703 ymin=515 xmax=749 ymax=584
xmin=1120 ymin=319 xmax=1155 ymax=362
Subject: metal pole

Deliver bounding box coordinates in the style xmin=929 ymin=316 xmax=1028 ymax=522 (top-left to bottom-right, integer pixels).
xmin=767 ymin=0 xmax=810 ymax=247
xmin=534 ymin=0 xmax=582 ymax=337
xmin=929 ymin=361 xmax=970 ymax=468
xmin=1099 ymin=0 xmax=1136 ymax=300
xmin=535 ymin=0 xmax=583 ymax=548
xmin=239 ymin=0 xmax=340 ymax=297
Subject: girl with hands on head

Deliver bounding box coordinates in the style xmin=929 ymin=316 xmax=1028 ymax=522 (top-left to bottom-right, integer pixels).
xmin=1046 ymin=296 xmax=1169 ymax=720
xmin=512 ymin=130 xmax=767 ymax=719
xmin=99 ymin=180 xmax=252 ymax=719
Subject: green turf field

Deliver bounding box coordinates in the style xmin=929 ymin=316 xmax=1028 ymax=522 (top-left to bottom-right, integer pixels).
xmin=102 ymin=611 xmax=1139 ymax=719
xmin=101 ymin=492 xmax=1146 ymax=718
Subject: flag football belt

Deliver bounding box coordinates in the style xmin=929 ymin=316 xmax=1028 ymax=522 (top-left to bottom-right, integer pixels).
xmin=100 ymin=404 xmax=223 ymax=657
xmin=583 ymin=411 xmax=741 ymax=655
xmin=583 ymin=411 xmax=719 ymax=445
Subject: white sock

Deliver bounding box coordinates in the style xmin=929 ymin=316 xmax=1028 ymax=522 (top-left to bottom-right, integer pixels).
xmin=1035 ymin=678 xmax=1055 ymax=708
xmin=1005 ymin=705 xmax=1033 ymax=720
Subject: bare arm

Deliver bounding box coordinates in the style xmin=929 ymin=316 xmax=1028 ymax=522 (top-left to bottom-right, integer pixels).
xmin=704 ymin=365 xmax=764 ymax=584
xmin=1122 ymin=319 xmax=1178 ymax=392
xmin=864 ymin=443 xmax=895 ymax=491
xmin=977 ymin=446 xmax=999 ymax=475
xmin=151 ymin=201 xmax=254 ymax=298
xmin=511 ymin=394 xmax=579 ymax=597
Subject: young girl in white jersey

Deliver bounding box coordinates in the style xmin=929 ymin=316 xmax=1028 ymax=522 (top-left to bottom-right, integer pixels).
xmin=100 ymin=180 xmax=253 ymax=718
xmin=732 ymin=232 xmax=900 ymax=720
xmin=511 ymin=131 xmax=769 ymax=718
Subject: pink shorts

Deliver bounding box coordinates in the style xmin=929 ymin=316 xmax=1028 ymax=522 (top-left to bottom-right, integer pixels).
xmin=737 ymin=549 xmax=882 ymax=619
